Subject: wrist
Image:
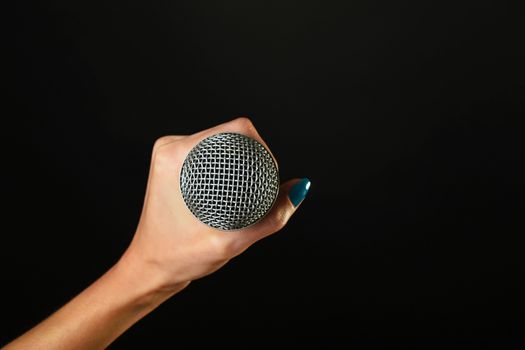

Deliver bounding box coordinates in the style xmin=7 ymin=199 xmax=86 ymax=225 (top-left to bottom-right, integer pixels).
xmin=113 ymin=248 xmax=189 ymax=310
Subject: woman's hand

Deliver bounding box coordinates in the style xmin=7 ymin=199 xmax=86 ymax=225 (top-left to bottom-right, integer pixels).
xmin=2 ymin=117 xmax=310 ymax=350
xmin=120 ymin=117 xmax=310 ymax=294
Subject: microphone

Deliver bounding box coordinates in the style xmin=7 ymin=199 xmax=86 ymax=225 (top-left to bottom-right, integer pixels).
xmin=180 ymin=132 xmax=280 ymax=230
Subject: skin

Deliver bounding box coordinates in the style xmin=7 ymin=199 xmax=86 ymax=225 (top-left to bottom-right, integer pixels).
xmin=3 ymin=118 xmax=304 ymax=350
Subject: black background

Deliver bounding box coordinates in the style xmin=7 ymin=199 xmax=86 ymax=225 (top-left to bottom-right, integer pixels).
xmin=6 ymin=0 xmax=524 ymax=348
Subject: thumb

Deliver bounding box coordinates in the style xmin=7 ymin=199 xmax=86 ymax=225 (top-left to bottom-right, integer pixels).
xmin=234 ymin=178 xmax=311 ymax=246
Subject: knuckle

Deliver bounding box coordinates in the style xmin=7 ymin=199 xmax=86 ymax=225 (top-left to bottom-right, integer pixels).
xmin=151 ymin=141 xmax=183 ymax=174
xmin=267 ymin=211 xmax=288 ymax=231
xmin=153 ymin=145 xmax=171 ymax=164
xmin=153 ymin=136 xmax=173 ymax=151
xmin=233 ymin=117 xmax=255 ymax=132
xmin=209 ymin=235 xmax=236 ymax=259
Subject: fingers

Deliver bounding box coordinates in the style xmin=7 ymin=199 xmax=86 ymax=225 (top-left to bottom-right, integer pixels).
xmin=153 ymin=117 xmax=265 ymax=153
xmin=152 ymin=117 xmax=275 ymax=168
xmin=228 ymin=178 xmax=312 ymax=252
xmin=187 ymin=117 xmax=271 ymax=153
xmin=145 ymin=135 xmax=187 ymax=200
xmin=152 ymin=117 xmax=274 ymax=174
xmin=153 ymin=135 xmax=187 ymax=151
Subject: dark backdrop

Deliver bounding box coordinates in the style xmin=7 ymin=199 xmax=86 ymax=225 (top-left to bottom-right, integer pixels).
xmin=7 ymin=0 xmax=524 ymax=348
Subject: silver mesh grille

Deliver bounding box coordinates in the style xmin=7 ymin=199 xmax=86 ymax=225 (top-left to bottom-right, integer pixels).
xmin=180 ymin=133 xmax=280 ymax=230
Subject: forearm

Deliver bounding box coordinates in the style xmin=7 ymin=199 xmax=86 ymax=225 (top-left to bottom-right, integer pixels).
xmin=3 ymin=251 xmax=188 ymax=350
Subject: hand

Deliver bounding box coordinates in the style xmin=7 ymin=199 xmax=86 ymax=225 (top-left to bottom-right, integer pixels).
xmin=2 ymin=117 xmax=311 ymax=350
xmin=120 ymin=117 xmax=311 ymax=294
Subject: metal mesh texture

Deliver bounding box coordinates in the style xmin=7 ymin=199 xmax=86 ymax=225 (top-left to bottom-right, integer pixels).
xmin=180 ymin=132 xmax=280 ymax=230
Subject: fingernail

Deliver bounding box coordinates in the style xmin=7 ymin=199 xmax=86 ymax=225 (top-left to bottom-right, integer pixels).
xmin=288 ymin=178 xmax=311 ymax=207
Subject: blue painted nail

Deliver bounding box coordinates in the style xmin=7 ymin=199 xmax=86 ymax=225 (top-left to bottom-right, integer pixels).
xmin=288 ymin=178 xmax=311 ymax=207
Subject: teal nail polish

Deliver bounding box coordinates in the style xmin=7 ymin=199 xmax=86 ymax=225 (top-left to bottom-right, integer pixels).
xmin=288 ymin=178 xmax=311 ymax=207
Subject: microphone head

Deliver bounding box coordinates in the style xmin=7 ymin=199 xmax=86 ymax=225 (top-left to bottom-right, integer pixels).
xmin=180 ymin=132 xmax=280 ymax=230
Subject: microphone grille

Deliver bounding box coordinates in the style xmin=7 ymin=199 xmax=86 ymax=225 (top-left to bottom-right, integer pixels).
xmin=180 ymin=132 xmax=279 ymax=230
